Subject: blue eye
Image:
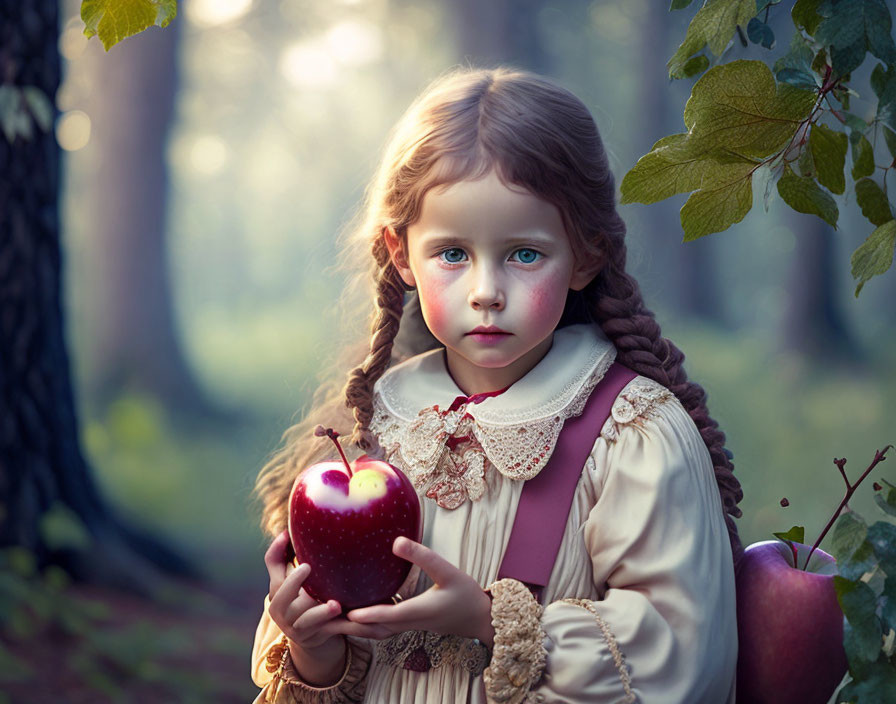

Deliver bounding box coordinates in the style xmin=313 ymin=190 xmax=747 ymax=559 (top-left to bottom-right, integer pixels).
xmin=512 ymin=248 xmax=541 ymax=264
xmin=439 ymin=248 xmax=467 ymax=264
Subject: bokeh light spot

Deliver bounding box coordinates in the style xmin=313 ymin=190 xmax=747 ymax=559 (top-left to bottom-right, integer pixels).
xmin=56 ymin=110 xmax=91 ymax=151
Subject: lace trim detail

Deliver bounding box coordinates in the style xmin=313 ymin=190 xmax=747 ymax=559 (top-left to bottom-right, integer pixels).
xmin=261 ymin=635 xmax=370 ymax=703
xmin=599 ymin=378 xmax=674 ymax=443
xmin=560 ymin=598 xmax=636 ymax=703
xmin=370 ymin=354 xmax=615 ymax=509
xmin=483 ymin=579 xmax=547 ymax=704
xmin=375 ymin=630 xmax=491 ymax=676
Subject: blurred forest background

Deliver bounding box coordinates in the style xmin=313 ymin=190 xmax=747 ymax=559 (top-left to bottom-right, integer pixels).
xmin=3 ymin=0 xmax=895 ymax=701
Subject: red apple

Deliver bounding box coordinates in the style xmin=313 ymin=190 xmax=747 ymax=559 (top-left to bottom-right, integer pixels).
xmin=735 ymin=540 xmax=847 ymax=704
xmin=288 ymin=430 xmax=422 ymax=612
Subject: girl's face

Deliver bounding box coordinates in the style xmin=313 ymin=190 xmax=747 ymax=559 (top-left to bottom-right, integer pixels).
xmin=385 ymin=170 xmax=598 ymax=395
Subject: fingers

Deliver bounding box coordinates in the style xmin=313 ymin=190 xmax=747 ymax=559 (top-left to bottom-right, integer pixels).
xmin=265 ymin=530 xmax=294 ymax=600
xmin=393 ymin=537 xmax=459 ymax=586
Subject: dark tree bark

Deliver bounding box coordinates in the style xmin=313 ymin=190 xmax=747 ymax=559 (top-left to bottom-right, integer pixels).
xmin=80 ymin=14 xmax=222 ymax=418
xmin=0 ymin=1 xmax=194 ymax=592
xmin=779 ymin=212 xmax=861 ymax=363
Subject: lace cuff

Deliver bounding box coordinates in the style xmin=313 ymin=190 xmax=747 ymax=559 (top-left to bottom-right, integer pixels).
xmin=260 ymin=635 xmax=371 ymax=703
xmin=482 ymin=578 xmax=547 ymax=704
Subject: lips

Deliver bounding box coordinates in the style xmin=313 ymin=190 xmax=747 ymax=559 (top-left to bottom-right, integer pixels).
xmin=466 ymin=325 xmax=510 ymax=335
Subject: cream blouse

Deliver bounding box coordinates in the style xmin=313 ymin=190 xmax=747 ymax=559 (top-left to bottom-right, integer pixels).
xmin=251 ymin=324 xmax=738 ymax=703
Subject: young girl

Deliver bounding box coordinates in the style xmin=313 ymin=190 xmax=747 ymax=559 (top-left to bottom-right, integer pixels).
xmin=251 ymin=65 xmax=744 ymax=703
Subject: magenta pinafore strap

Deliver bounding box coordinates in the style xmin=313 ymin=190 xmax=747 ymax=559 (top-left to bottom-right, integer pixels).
xmin=496 ymin=361 xmax=637 ymax=604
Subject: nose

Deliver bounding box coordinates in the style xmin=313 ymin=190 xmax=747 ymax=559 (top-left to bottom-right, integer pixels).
xmin=467 ymin=265 xmax=505 ymax=311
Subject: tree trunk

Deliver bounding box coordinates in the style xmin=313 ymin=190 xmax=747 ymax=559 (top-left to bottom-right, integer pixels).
xmin=80 ymin=14 xmax=220 ymax=418
xmin=779 ymin=212 xmax=861 ymax=363
xmin=0 ymin=0 xmax=194 ymax=593
xmin=451 ymin=0 xmax=552 ymax=74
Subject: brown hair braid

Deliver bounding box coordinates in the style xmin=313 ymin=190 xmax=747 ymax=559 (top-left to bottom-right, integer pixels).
xmin=587 ymin=250 xmax=745 ymax=563
xmin=343 ymin=236 xmax=408 ymax=452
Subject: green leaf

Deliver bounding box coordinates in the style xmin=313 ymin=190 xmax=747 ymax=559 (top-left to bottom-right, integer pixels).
xmin=776 ymin=68 xmax=818 ymax=90
xmin=842 ymin=111 xmax=869 ymax=133
xmin=747 ymin=17 xmax=775 ymax=49
xmin=811 ymin=47 xmax=829 ymax=75
xmin=865 ymin=0 xmax=896 ymax=64
xmin=680 ymin=158 xmax=756 ymax=240
xmin=881 ymin=575 xmax=896 ymax=633
xmin=81 ymin=0 xmax=177 ymax=51
xmin=681 ymin=54 xmax=711 ymax=78
xmin=851 ymin=134 xmax=875 ymax=179
xmin=683 ymin=61 xmax=816 ymax=158
xmin=773 ymin=525 xmax=805 ymax=543
xmin=871 ymin=62 xmax=896 ymax=104
xmin=831 ymin=37 xmax=868 ymax=76
xmin=851 ymin=219 xmax=896 ymax=295
xmin=835 ymin=575 xmax=882 ymax=664
xmin=21 ymin=87 xmax=53 ymax=133
xmin=874 ymin=479 xmax=896 ymax=517
xmin=793 ymin=0 xmax=823 ymax=34
xmin=884 ymin=126 xmax=896 ymax=159
xmin=855 ymin=178 xmax=893 ymax=227
xmin=810 ymin=123 xmax=848 ymax=194
xmin=668 ymin=0 xmax=757 ymax=79
xmin=773 ymin=31 xmax=816 ymax=79
xmin=777 ymin=164 xmax=839 ymax=226
xmin=671 ymin=0 xmax=696 ymax=9
xmin=815 ymin=0 xmax=866 ymax=51
xmin=798 ymin=141 xmax=816 ymax=177
xmin=620 ymin=133 xmax=756 ymax=205
xmin=867 ymin=522 xmax=896 ymax=576
xmin=39 ymin=502 xmax=92 ymax=552
xmin=833 ymin=511 xmax=878 ymax=579
xmin=837 ymin=657 xmax=896 ymax=703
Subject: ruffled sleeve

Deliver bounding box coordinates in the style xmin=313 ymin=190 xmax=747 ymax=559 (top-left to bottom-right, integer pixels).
xmin=250 ymin=596 xmax=374 ymax=703
xmin=483 ymin=385 xmax=738 ymax=704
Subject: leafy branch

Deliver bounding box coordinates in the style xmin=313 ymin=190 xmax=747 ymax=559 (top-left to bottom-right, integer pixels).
xmin=773 ymin=446 xmax=896 ymax=701
xmin=621 ymin=0 xmax=896 ymax=296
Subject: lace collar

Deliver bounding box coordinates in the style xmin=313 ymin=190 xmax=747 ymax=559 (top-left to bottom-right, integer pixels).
xmin=368 ymin=325 xmax=616 ymax=507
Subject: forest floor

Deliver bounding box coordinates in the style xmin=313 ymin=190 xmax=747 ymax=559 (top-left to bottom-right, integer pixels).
xmin=0 ymin=566 xmax=264 ymax=704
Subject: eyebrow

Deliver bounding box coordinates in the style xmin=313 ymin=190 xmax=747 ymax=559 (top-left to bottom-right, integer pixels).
xmin=421 ymin=232 xmax=558 ymax=248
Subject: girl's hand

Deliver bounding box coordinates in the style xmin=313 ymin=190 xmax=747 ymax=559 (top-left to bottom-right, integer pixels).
xmin=265 ymin=531 xmax=387 ymax=648
xmin=344 ymin=537 xmax=495 ymax=647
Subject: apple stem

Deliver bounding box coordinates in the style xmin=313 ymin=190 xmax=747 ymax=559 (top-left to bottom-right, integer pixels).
xmin=314 ymin=425 xmax=354 ymax=478
xmin=801 ymin=445 xmax=892 ymax=570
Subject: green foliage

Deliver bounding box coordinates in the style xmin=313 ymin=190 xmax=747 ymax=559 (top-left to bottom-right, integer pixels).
xmin=0 ymin=548 xmax=254 ymax=701
xmin=81 ymin=0 xmax=177 ymax=51
xmin=622 ymin=60 xmax=817 ymax=240
xmin=0 ymin=85 xmax=53 ymax=143
xmin=668 ymin=0 xmax=756 ymax=79
xmin=773 ymin=525 xmax=805 ymax=543
xmin=826 ymin=495 xmax=896 ymax=700
xmin=624 ymin=0 xmax=896 ymax=295
xmin=777 ymin=164 xmax=839 ymax=226
xmin=851 ymin=220 xmax=896 ymax=296
xmin=809 ymin=123 xmax=847 ymax=195
xmin=874 ymin=479 xmax=896 ymax=517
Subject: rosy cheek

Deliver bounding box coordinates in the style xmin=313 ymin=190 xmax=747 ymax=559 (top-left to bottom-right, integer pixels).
xmin=415 ymin=272 xmax=448 ymax=334
xmin=527 ymin=275 xmax=569 ymax=318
